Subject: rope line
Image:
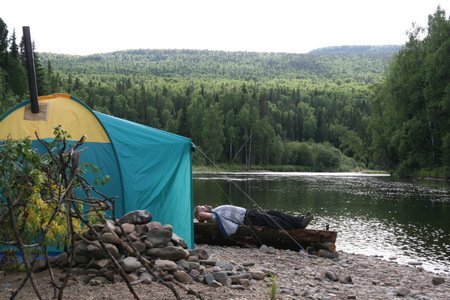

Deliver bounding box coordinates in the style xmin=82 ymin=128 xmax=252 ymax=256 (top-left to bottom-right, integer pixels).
xmin=195 ymin=146 xmax=307 ymax=252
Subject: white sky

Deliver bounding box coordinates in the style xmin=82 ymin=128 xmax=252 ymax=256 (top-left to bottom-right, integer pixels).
xmin=1 ymin=0 xmax=448 ymax=55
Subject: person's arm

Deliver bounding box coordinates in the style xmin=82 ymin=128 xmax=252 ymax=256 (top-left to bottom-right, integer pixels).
xmin=197 ymin=211 xmax=213 ymax=223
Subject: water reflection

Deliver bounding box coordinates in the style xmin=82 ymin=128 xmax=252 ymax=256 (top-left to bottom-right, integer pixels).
xmin=193 ymin=172 xmax=450 ymax=274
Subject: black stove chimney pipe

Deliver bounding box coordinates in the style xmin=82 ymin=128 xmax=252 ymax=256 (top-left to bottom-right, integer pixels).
xmin=22 ymin=26 xmax=39 ymax=114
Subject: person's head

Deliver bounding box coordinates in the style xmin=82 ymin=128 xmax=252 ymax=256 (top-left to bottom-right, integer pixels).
xmin=194 ymin=205 xmax=212 ymax=219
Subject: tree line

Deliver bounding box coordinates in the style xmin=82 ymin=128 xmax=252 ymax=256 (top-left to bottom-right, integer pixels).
xmin=1 ymin=7 xmax=448 ymax=176
xmin=369 ymin=7 xmax=449 ymax=177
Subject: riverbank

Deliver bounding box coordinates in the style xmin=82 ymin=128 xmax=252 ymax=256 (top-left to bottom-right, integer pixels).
xmin=1 ymin=245 xmax=448 ymax=299
xmin=193 ymin=164 xmax=388 ymax=174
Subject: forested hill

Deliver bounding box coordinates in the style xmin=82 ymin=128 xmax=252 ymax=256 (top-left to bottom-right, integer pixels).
xmin=2 ymin=9 xmax=448 ymax=177
xmin=308 ymin=45 xmax=401 ymax=55
xmin=40 ymin=45 xmax=400 ymax=83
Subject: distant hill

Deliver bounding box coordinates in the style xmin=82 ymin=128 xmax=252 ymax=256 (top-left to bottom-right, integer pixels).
xmin=40 ymin=45 xmax=400 ymax=83
xmin=308 ymin=45 xmax=402 ymax=55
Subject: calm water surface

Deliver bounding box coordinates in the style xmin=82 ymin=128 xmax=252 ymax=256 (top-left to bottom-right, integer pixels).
xmin=193 ymin=172 xmax=450 ymax=274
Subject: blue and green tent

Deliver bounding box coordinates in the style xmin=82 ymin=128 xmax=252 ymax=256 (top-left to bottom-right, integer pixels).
xmin=0 ymin=93 xmax=194 ymax=247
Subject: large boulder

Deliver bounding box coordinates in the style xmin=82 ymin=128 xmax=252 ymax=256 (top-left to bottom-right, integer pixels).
xmin=118 ymin=210 xmax=152 ymax=225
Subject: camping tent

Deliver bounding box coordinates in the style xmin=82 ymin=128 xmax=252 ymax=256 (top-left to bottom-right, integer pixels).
xmin=0 ymin=93 xmax=193 ymax=247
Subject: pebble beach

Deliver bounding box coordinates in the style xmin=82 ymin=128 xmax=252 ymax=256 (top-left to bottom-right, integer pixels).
xmin=1 ymin=244 xmax=449 ymax=300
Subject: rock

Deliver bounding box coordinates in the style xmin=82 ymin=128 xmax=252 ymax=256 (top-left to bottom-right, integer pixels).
xmin=408 ymin=261 xmax=423 ymax=266
xmin=89 ymin=276 xmax=108 ymax=285
xmin=163 ymin=274 xmax=174 ymax=281
xmin=189 ymin=248 xmax=209 ymax=260
xmin=71 ymin=267 xmax=86 ymax=276
xmin=174 ymin=270 xmax=194 ymax=283
xmin=113 ymin=275 xmax=123 ymax=283
xmin=118 ymin=210 xmax=152 ymax=225
xmin=144 ymin=240 xmax=154 ymax=249
xmin=86 ymin=241 xmax=105 ymax=258
xmin=74 ymin=241 xmax=88 ymax=255
xmin=83 ymin=274 xmax=97 ymax=284
xmin=210 ymin=280 xmax=223 ymax=287
xmin=86 ymin=268 xmax=99 ymax=275
xmin=154 ymin=259 xmax=178 ymax=272
xmin=135 ymin=224 xmax=148 ymax=236
xmin=100 ymin=232 xmax=122 ymax=245
xmin=210 ymin=266 xmax=222 ymax=273
xmin=188 ymin=262 xmax=201 ymax=270
xmin=230 ymin=275 xmax=241 ymax=284
xmin=82 ymin=230 xmax=96 ymax=241
xmin=53 ymin=252 xmax=69 ymax=268
xmin=242 ymin=262 xmax=255 ymax=267
xmin=250 ymin=270 xmax=266 ymax=280
xmin=213 ymin=271 xmax=231 ymax=286
xmin=147 ymin=246 xmax=189 ymax=261
xmin=92 ymin=224 xmax=104 ymax=233
xmin=171 ymin=233 xmax=188 ymax=249
xmin=189 ymin=269 xmax=201 ymax=281
xmin=139 ymin=272 xmax=153 ymax=284
xmin=396 ymin=286 xmax=410 ymax=297
xmin=204 ymin=273 xmax=215 ymax=285
xmin=88 ymin=258 xmax=111 ymax=269
xmin=127 ymin=273 xmax=139 ymax=282
xmin=121 ymin=223 xmax=136 ymax=235
xmin=121 ymin=257 xmax=142 ymax=273
xmin=324 ymin=270 xmax=339 ymax=282
xmin=432 ymin=277 xmax=445 ymax=285
xmin=74 ymin=254 xmax=89 ymax=265
xmin=104 ymin=220 xmax=121 ymax=235
xmin=230 ymin=285 xmax=245 ymax=290
xmin=32 ymin=260 xmax=47 ymax=272
xmin=177 ymin=259 xmax=190 ymax=271
xmin=101 ymin=270 xmax=115 ymax=282
xmin=218 ymin=262 xmax=234 ymax=271
xmin=340 ymin=275 xmax=353 ymax=284
xmin=200 ymin=260 xmax=216 ymax=266
xmin=259 ymin=244 xmax=276 ymax=254
xmin=239 ymin=278 xmax=250 ymax=286
xmin=188 ymin=256 xmax=199 ymax=262
xmin=131 ymin=240 xmax=146 ymax=253
xmin=146 ymin=223 xmax=173 ymax=247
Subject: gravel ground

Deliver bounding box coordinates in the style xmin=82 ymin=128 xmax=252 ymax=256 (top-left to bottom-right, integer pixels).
xmin=1 ymin=244 xmax=449 ymax=299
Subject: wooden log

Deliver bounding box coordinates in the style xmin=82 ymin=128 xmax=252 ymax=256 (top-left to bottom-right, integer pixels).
xmin=194 ymin=222 xmax=337 ymax=251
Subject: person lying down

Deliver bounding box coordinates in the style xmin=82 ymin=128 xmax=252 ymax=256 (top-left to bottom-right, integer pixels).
xmin=194 ymin=204 xmax=313 ymax=238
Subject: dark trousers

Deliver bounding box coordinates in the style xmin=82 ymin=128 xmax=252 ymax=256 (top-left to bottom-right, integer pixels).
xmin=244 ymin=210 xmax=306 ymax=230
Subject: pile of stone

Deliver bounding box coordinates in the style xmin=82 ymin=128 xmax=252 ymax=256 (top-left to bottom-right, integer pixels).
xmin=51 ymin=210 xmax=269 ymax=288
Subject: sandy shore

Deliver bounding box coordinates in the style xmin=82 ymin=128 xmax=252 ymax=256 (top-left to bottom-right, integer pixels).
xmin=1 ymin=244 xmax=449 ymax=299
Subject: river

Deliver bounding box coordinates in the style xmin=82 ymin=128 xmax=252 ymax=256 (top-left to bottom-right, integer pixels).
xmin=193 ymin=172 xmax=450 ymax=274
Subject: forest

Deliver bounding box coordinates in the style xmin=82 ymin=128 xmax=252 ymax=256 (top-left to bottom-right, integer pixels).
xmin=0 ymin=8 xmax=448 ymax=177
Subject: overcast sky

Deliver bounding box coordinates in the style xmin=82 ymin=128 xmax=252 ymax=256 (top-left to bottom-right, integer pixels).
xmin=1 ymin=0 xmax=448 ymax=55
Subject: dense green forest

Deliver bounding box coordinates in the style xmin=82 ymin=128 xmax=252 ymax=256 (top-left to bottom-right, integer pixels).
xmin=369 ymin=8 xmax=450 ymax=177
xmin=0 ymin=8 xmax=448 ymax=177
